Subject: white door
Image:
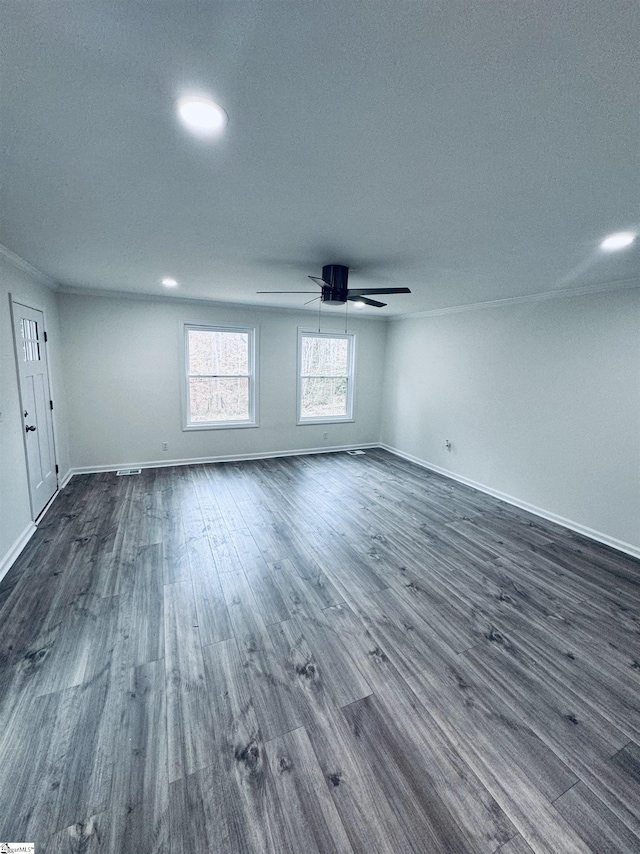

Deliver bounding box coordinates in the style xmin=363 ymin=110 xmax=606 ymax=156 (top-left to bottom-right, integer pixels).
xmin=12 ymin=301 xmax=58 ymax=518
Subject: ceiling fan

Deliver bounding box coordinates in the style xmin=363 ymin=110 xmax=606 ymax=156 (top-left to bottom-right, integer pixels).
xmin=257 ymin=264 xmax=411 ymax=308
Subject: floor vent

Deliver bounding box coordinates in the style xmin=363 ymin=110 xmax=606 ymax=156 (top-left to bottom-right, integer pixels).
xmin=346 ymin=450 xmax=366 ymax=456
xmin=116 ymin=468 xmax=142 ymax=476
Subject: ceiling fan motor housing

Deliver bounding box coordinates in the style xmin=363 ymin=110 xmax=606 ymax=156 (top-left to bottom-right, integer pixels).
xmin=322 ymin=264 xmax=349 ymax=303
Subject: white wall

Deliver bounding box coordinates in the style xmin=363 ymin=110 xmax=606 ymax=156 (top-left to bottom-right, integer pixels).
xmin=0 ymin=252 xmax=70 ymax=569
xmin=381 ymin=287 xmax=640 ymax=554
xmin=4 ymin=273 xmax=637 ymax=572
xmin=59 ymin=292 xmax=387 ymax=469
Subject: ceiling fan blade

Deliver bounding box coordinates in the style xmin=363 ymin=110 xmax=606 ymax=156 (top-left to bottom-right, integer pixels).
xmin=308 ymin=276 xmax=329 ymax=288
xmin=346 ymin=287 xmax=412 ymax=296
xmin=347 ymin=295 xmax=386 ymax=308
xmin=256 ymin=291 xmax=319 ymax=294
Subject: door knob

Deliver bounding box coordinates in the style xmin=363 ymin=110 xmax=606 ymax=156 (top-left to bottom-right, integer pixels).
xmin=25 ymin=425 xmax=37 ymax=432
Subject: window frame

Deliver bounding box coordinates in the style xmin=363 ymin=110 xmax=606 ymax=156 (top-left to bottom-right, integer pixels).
xmin=297 ymin=328 xmax=356 ymax=425
xmin=182 ymin=322 xmax=258 ymax=430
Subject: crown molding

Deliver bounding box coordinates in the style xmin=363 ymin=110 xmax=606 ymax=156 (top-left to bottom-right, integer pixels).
xmin=55 ymin=284 xmax=388 ymax=322
xmin=391 ymin=277 xmax=640 ymax=321
xmin=3 ymin=243 xmax=636 ymax=319
xmin=0 ymin=243 xmax=60 ymax=290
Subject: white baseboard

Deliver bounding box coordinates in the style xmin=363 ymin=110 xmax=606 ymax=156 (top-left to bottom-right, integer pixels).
xmin=68 ymin=443 xmax=379 ymax=476
xmin=0 ymin=477 xmax=72 ymax=578
xmin=12 ymin=443 xmax=635 ymax=573
xmin=0 ymin=522 xmax=37 ymax=585
xmin=1 ymin=445 xmax=376 ymax=577
xmin=59 ymin=468 xmax=74 ymax=489
xmin=380 ymin=443 xmax=640 ymax=560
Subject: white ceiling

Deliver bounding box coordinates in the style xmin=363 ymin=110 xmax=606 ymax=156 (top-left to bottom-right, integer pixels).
xmin=1 ymin=1 xmax=638 ymax=316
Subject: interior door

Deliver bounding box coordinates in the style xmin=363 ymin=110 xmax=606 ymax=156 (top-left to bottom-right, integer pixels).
xmin=12 ymin=301 xmax=58 ymax=518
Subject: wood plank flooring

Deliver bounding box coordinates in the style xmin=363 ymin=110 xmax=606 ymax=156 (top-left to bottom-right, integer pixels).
xmin=1 ymin=449 xmax=639 ymax=852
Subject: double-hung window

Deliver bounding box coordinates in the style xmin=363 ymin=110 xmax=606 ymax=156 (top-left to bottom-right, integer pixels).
xmin=297 ymin=330 xmax=355 ymax=423
xmin=184 ymin=324 xmax=257 ymax=429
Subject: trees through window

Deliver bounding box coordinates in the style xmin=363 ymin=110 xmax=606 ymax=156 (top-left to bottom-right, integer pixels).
xmin=184 ymin=325 xmax=257 ymax=428
xmin=298 ymin=330 xmax=355 ymax=422
xmin=183 ymin=324 xmax=355 ymax=429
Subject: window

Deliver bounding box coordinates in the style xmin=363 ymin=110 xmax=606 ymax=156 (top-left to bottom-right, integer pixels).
xmin=21 ymin=318 xmax=41 ymax=361
xmin=184 ymin=324 xmax=257 ymax=429
xmin=298 ymin=330 xmax=355 ymax=423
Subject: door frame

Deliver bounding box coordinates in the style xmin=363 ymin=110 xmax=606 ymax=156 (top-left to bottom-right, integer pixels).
xmin=9 ymin=295 xmax=60 ymax=520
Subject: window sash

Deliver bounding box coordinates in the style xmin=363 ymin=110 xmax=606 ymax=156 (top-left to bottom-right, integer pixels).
xmin=298 ymin=330 xmax=355 ymax=423
xmin=188 ymin=373 xmax=249 ymax=378
xmin=184 ymin=324 xmax=257 ymax=429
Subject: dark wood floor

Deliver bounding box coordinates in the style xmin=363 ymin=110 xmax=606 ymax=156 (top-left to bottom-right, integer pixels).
xmin=1 ymin=449 xmax=639 ymax=853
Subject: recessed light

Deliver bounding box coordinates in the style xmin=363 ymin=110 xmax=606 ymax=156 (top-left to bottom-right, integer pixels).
xmin=161 ymin=277 xmax=178 ymax=288
xmin=600 ymin=231 xmax=636 ymax=251
xmin=352 ymin=301 xmax=366 ymax=309
xmin=177 ymin=96 xmax=228 ymax=137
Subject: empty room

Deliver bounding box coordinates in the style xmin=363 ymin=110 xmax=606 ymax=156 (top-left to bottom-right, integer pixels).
xmin=1 ymin=2 xmax=639 ymax=852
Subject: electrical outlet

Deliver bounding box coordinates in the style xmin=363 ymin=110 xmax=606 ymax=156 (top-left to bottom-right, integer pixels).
xmin=162 ymin=442 xmax=168 ymax=451
xmin=323 ymin=431 xmax=328 ymax=440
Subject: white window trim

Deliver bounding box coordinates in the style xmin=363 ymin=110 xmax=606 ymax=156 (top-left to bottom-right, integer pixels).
xmin=182 ymin=322 xmax=259 ymax=430
xmin=297 ymin=328 xmax=356 ymax=425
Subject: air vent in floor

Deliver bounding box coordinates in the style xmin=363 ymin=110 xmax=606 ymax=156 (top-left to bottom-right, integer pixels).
xmin=116 ymin=468 xmax=142 ymax=476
